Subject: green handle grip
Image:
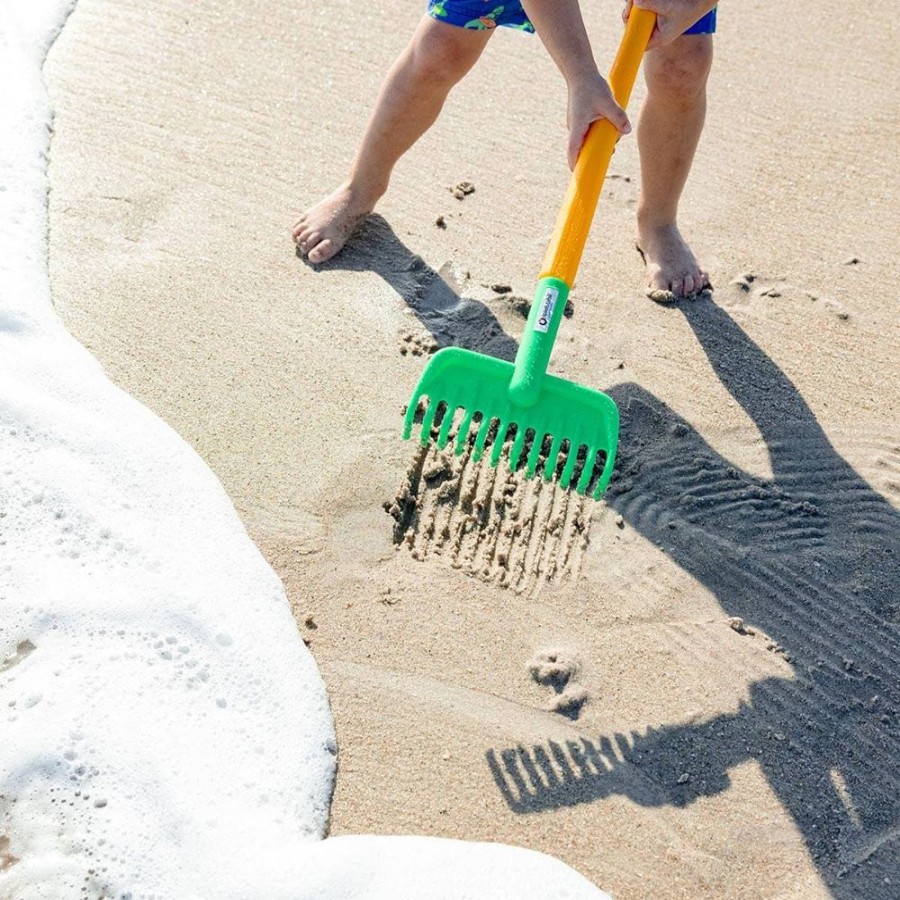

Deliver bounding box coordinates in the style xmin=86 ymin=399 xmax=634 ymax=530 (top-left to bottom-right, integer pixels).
xmin=508 ymin=277 xmax=571 ymax=407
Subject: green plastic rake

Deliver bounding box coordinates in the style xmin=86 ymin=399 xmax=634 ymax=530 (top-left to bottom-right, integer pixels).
xmin=403 ymin=9 xmax=656 ymax=499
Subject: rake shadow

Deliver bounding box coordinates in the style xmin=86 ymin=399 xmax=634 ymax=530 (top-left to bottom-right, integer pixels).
xmin=488 ymin=295 xmax=900 ymax=898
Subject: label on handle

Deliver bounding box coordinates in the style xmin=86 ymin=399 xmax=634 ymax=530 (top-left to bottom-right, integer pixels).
xmin=533 ymin=286 xmax=559 ymax=333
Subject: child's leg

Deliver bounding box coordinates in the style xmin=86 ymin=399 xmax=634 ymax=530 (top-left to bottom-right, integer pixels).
xmin=293 ymin=17 xmax=493 ymax=264
xmin=635 ymin=33 xmax=713 ymax=297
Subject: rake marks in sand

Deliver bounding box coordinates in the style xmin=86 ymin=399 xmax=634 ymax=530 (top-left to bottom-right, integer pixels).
xmin=387 ymin=439 xmax=593 ymax=594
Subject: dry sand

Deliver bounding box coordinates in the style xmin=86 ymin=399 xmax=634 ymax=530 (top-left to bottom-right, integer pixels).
xmin=44 ymin=0 xmax=899 ymax=896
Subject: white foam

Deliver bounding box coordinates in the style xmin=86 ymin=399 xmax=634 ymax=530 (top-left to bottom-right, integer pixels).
xmin=298 ymin=836 xmax=609 ymax=899
xmin=1 ymin=3 xmax=335 ymax=895
xmin=0 ymin=2 xmax=610 ymax=897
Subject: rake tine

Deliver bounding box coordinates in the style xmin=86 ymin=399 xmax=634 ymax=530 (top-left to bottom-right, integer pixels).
xmin=436 ymin=404 xmax=457 ymax=450
xmin=558 ymin=440 xmax=580 ymax=489
xmin=509 ymin=424 xmax=527 ymax=472
xmin=401 ymin=352 xmax=619 ymax=497
xmin=542 ymin=434 xmax=563 ymax=482
xmin=576 ymin=446 xmax=599 ymax=495
xmin=454 ymin=407 xmax=476 ymax=456
xmin=472 ymin=415 xmax=493 ymax=462
xmin=489 ymin=420 xmax=509 ymax=467
xmin=525 ymin=431 xmax=545 ymax=478
xmin=419 ymin=396 xmax=444 ymax=444
xmin=402 ymin=391 xmax=424 ymax=440
xmin=591 ymin=441 xmax=616 ymax=498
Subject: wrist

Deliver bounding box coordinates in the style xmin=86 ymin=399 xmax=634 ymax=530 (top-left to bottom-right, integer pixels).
xmin=565 ymin=64 xmax=604 ymax=93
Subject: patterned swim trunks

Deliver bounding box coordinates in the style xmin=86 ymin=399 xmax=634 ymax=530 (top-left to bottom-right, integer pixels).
xmin=426 ymin=2 xmax=717 ymax=36
xmin=427 ymin=1 xmax=535 ymax=32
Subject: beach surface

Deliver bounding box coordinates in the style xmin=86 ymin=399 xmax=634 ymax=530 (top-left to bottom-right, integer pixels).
xmin=44 ymin=0 xmax=899 ymax=896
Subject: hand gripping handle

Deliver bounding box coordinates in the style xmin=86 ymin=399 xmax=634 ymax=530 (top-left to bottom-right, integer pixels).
xmin=508 ymin=8 xmax=655 ymax=408
xmin=541 ymin=7 xmax=656 ymax=285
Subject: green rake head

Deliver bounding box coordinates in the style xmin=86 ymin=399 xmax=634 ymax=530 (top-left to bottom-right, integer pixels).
xmin=402 ymin=346 xmax=619 ymax=499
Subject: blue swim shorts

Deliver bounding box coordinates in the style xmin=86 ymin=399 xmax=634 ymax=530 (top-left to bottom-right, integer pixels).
xmin=426 ymin=2 xmax=717 ymax=36
xmin=684 ymin=7 xmax=717 ymax=35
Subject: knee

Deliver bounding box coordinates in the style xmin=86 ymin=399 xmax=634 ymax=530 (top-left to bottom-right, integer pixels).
xmin=410 ymin=25 xmax=482 ymax=85
xmin=645 ymin=38 xmax=713 ymax=105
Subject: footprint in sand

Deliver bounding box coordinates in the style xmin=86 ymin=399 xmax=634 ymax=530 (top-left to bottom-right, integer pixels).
xmin=528 ymin=649 xmax=588 ymax=720
xmin=602 ymin=172 xmax=638 ymax=209
xmin=726 ymin=272 xmax=852 ymax=320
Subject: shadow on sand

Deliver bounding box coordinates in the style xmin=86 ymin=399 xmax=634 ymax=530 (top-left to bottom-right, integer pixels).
xmin=489 ymin=300 xmax=900 ymax=898
xmin=302 ymin=214 xmax=519 ymax=362
xmin=309 ymin=218 xmax=900 ymax=897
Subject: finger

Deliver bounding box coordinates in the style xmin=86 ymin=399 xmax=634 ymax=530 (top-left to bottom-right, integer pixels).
xmin=568 ymin=123 xmax=588 ymax=171
xmin=622 ymin=0 xmax=633 ymax=24
xmin=645 ymin=24 xmax=665 ymax=50
xmin=607 ymin=103 xmax=632 ymax=136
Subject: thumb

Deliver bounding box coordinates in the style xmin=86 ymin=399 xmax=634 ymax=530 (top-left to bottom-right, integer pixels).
xmin=621 ymin=0 xmax=633 ymax=24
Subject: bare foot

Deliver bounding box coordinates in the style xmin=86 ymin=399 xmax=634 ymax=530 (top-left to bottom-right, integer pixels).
xmin=635 ymin=220 xmax=710 ymax=300
xmin=291 ymin=184 xmax=378 ymax=264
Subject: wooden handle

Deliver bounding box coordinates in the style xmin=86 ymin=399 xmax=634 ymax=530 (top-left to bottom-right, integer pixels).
xmin=540 ymin=8 xmax=656 ymax=284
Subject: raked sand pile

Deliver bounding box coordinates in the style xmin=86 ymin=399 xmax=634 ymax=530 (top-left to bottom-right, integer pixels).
xmin=20 ymin=0 xmax=900 ymax=896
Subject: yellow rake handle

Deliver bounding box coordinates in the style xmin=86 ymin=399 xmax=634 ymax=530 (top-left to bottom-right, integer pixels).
xmin=540 ymin=8 xmax=656 ymax=285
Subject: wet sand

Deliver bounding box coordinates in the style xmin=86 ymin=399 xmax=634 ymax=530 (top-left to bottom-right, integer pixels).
xmin=45 ymin=0 xmax=900 ymax=896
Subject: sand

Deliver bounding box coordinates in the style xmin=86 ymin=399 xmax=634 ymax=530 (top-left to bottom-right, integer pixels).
xmin=43 ymin=0 xmax=899 ymax=896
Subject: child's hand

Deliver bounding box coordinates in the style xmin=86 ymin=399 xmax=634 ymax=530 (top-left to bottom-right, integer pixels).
xmin=622 ymin=0 xmax=715 ymax=48
xmin=567 ymin=72 xmax=631 ymax=171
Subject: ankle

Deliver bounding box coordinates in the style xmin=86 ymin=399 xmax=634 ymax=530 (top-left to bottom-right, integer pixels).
xmin=636 ymin=207 xmax=678 ymax=234
xmin=343 ymin=175 xmax=388 ymax=211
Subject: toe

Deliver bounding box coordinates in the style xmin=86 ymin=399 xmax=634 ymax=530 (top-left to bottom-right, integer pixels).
xmin=682 ymin=273 xmax=697 ymax=297
xmin=300 ymin=231 xmax=321 ymax=254
xmin=308 ymin=238 xmax=338 ymax=264
xmin=648 ymin=265 xmax=668 ymax=294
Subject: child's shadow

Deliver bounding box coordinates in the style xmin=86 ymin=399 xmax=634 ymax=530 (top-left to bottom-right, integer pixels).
xmin=301 ymin=214 xmax=519 ymax=362
xmin=306 ymin=224 xmax=900 ymax=893
xmin=489 ymin=297 xmax=900 ymax=898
